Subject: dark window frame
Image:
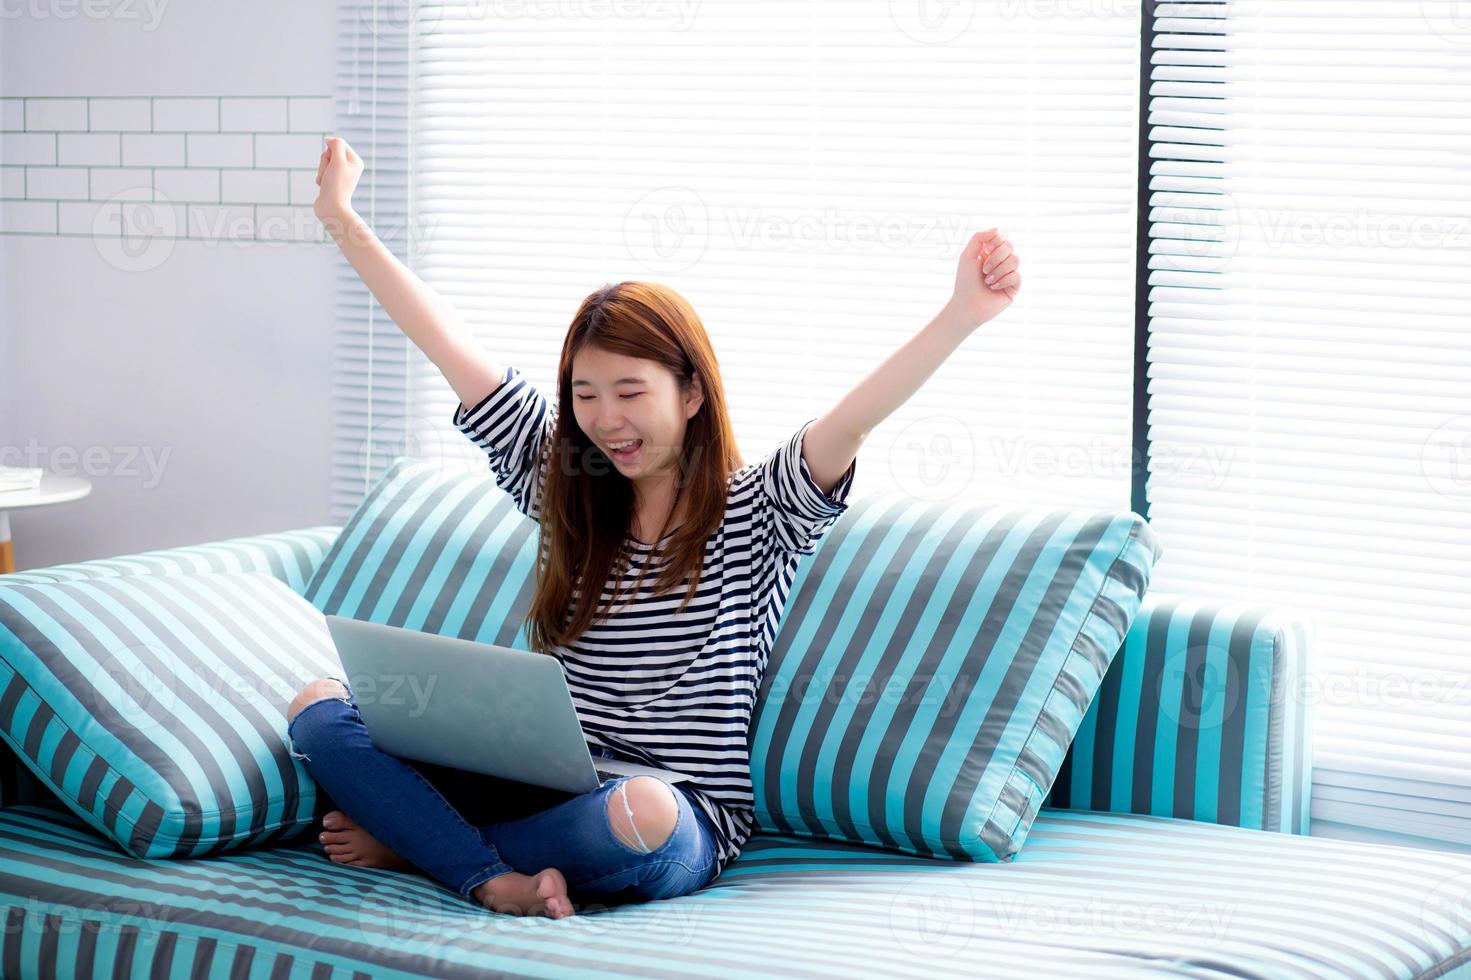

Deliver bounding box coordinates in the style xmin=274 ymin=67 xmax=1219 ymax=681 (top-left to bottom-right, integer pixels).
xmin=1131 ymin=0 xmax=1158 ymax=519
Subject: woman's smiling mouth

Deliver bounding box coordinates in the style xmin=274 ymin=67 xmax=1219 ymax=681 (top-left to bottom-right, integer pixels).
xmin=608 ymin=439 xmax=643 ymax=462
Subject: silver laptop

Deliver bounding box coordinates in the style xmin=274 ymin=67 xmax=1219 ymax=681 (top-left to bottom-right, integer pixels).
xmin=323 ymin=615 xmax=692 ymax=795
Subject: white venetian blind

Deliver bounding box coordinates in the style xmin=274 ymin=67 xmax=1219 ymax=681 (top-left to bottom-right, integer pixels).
xmin=407 ymin=1 xmax=1142 ymax=509
xmin=329 ymin=0 xmax=418 ymax=520
xmin=1144 ymin=1 xmax=1471 ymax=847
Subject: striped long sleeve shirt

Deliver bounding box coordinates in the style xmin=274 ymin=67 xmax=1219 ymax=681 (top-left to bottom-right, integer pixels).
xmin=451 ymin=364 xmax=856 ymax=878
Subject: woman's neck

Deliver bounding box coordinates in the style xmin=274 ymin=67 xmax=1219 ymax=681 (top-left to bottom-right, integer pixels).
xmin=631 ymin=491 xmax=685 ymax=544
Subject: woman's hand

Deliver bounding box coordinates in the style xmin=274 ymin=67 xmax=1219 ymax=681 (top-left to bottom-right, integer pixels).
xmin=946 ymin=228 xmax=1021 ymax=331
xmin=314 ymin=136 xmax=364 ymax=224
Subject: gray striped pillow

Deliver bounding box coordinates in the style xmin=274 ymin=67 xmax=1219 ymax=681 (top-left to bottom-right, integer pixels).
xmin=0 ymin=571 xmax=341 ymax=858
xmin=748 ymin=494 xmax=1163 ymax=861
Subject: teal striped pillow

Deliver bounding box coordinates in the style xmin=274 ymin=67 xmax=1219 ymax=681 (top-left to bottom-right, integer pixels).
xmin=1047 ymin=595 xmax=1315 ymax=834
xmin=0 ymin=525 xmax=341 ymax=814
xmin=0 ymin=571 xmax=341 ymax=858
xmin=748 ymin=494 xmax=1163 ymax=861
xmin=302 ymin=457 xmax=541 ymax=645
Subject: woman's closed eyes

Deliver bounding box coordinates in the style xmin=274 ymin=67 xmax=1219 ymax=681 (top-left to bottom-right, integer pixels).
xmin=576 ymin=393 xmax=642 ymax=401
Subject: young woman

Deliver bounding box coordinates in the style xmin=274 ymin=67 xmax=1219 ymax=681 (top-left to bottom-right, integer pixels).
xmin=285 ymin=136 xmax=1022 ymax=919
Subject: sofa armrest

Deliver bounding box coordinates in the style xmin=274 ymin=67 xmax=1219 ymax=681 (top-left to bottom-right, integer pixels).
xmin=0 ymin=523 xmax=343 ymax=810
xmin=0 ymin=524 xmax=343 ymax=594
xmin=1045 ymin=593 xmax=1315 ymax=835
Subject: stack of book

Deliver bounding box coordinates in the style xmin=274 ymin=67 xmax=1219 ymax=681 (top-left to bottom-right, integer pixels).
xmin=0 ymin=466 xmax=43 ymax=493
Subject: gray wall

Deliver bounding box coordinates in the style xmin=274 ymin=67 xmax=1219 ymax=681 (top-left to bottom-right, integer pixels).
xmin=0 ymin=2 xmax=338 ymax=570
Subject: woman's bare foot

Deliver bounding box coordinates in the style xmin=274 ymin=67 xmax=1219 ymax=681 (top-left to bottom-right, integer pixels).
xmin=472 ymin=868 xmax=575 ymax=919
xmin=319 ymin=810 xmax=412 ymax=870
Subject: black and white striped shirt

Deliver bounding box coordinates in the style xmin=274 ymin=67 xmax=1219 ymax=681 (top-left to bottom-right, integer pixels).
xmin=452 ymin=365 xmax=856 ymax=877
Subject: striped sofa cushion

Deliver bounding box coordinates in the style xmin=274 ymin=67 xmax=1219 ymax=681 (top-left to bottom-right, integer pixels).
xmin=0 ymin=526 xmax=341 ymax=814
xmin=0 ymin=571 xmax=343 ymax=858
xmin=301 ymin=457 xmax=541 ymax=645
xmin=6 ymin=798 xmax=1465 ymax=978
xmin=0 ymin=526 xmax=340 ymax=592
xmin=1048 ymin=595 xmax=1315 ymax=834
xmin=748 ymin=493 xmax=1163 ymax=862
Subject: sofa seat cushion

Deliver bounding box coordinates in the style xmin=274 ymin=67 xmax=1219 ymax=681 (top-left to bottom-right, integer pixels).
xmin=0 ymin=572 xmax=342 ymax=859
xmin=0 ymin=803 xmax=1465 ymax=978
xmin=750 ymin=495 xmax=1163 ymax=862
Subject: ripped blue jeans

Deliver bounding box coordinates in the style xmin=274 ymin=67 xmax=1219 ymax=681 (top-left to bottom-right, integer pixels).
xmin=284 ymin=676 xmax=721 ymax=908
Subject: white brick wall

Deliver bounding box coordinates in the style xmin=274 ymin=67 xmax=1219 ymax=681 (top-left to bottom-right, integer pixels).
xmin=0 ymin=95 xmax=331 ymax=243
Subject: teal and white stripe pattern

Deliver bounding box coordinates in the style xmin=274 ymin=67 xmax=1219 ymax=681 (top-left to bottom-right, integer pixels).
xmin=0 ymin=800 xmax=1465 ymax=978
xmin=0 ymin=526 xmax=342 ymax=812
xmin=1048 ymin=595 xmax=1315 ymax=835
xmin=301 ymin=458 xmax=543 ymax=646
xmin=0 ymin=526 xmax=340 ymax=592
xmin=0 ymin=571 xmax=343 ymax=859
xmin=748 ymin=494 xmax=1164 ymax=862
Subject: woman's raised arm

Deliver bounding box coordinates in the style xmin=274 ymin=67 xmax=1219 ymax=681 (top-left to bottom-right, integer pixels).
xmin=313 ymin=136 xmax=506 ymax=412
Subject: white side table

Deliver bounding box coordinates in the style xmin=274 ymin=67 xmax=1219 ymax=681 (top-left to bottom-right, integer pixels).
xmin=0 ymin=473 xmax=92 ymax=574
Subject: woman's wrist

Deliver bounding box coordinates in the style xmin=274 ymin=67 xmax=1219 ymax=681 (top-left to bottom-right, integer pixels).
xmin=937 ymin=298 xmax=980 ymax=334
xmin=317 ymin=205 xmax=365 ymax=243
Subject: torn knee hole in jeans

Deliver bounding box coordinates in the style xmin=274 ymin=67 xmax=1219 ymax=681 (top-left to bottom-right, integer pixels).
xmin=615 ymin=781 xmax=653 ymax=854
xmin=286 ymin=691 xmax=353 ymax=763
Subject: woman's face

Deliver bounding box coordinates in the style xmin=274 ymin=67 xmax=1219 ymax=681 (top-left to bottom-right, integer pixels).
xmin=570 ymin=346 xmax=702 ymax=485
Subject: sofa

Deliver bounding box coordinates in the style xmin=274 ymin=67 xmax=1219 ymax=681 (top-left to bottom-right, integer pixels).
xmin=0 ymin=464 xmax=1467 ymax=979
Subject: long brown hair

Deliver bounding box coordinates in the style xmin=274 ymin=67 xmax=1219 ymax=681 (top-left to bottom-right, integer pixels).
xmin=525 ymin=281 xmax=744 ymax=655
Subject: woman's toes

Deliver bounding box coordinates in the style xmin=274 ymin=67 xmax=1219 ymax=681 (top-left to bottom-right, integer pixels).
xmin=535 ymin=869 xmax=575 ymax=919
xmin=317 ymin=822 xmax=410 ymax=871
xmin=323 ymin=810 xmax=364 ymax=834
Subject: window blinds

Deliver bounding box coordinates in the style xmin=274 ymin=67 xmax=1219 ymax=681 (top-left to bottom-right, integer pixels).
xmin=1144 ymin=1 xmax=1471 ymax=846
xmin=329 ymin=0 xmax=417 ymax=519
xmin=407 ymin=1 xmax=1142 ymax=510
